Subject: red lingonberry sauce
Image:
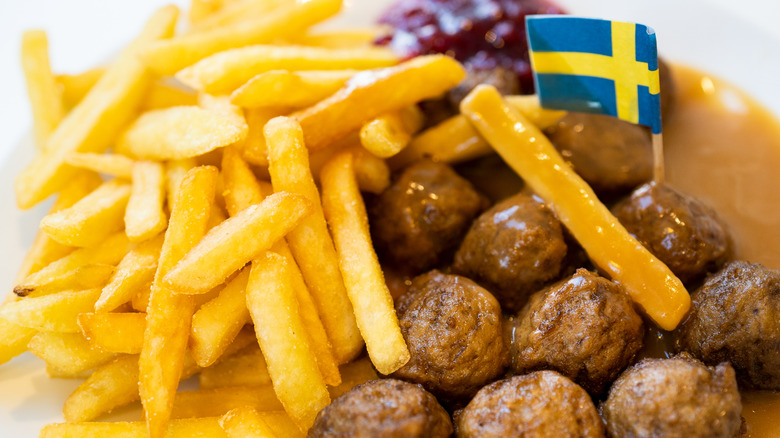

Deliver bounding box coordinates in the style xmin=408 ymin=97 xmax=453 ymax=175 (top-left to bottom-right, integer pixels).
xmin=377 ymin=0 xmax=565 ymax=93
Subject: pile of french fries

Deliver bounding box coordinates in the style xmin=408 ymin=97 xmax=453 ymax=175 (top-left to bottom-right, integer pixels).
xmin=5 ymin=0 xmax=687 ymax=436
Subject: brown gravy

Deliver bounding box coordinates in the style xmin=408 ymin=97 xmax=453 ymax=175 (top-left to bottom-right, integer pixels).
xmin=664 ymin=65 xmax=780 ymax=437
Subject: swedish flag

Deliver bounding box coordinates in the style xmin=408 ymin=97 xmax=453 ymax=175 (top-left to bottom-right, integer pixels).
xmin=526 ymin=16 xmax=662 ymax=134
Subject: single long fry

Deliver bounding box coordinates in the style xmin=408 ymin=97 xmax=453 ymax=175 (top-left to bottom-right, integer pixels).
xmin=141 ymin=81 xmax=199 ymax=111
xmin=165 ymin=158 xmax=198 ymax=208
xmin=0 ymin=317 xmax=37 ymax=365
xmin=142 ymin=0 xmax=342 ymax=76
xmin=78 ymin=313 xmax=146 ymax=354
xmin=246 ymin=251 xmax=330 ymax=431
xmin=294 ymin=27 xmax=385 ymax=48
xmin=219 ymin=407 xmax=284 ymax=438
xmin=177 ymin=45 xmax=398 ymax=94
xmin=140 ymin=166 xmax=218 ymax=438
xmin=198 ymin=342 xmax=270 ymax=389
xmin=95 ymin=234 xmax=163 ymax=312
xmin=41 ymin=417 xmax=226 ymax=438
xmin=170 ymin=385 xmax=284 ymax=419
xmin=0 ymin=288 xmax=102 ymax=333
xmin=65 ymin=153 xmax=135 ymax=179
xmin=349 ymin=146 xmax=392 ymax=194
xmin=241 ymin=107 xmax=293 ymax=167
xmin=40 ymin=179 xmax=131 ymax=247
xmin=189 ymin=0 xmax=289 ymax=33
xmin=162 ymin=191 xmax=312 ymax=294
xmin=14 ymin=264 xmax=115 ymax=298
xmin=359 ymin=106 xmax=424 ymax=158
xmin=265 ymin=117 xmax=362 ymax=363
xmin=63 ymin=355 xmax=140 ymax=422
xmin=14 ymin=6 xmax=178 ymax=209
xmin=125 ymin=161 xmax=168 ymax=242
xmin=189 ymin=0 xmax=229 ymax=24
xmin=460 ymin=85 xmax=690 ymax=330
xmin=231 ymin=69 xmax=356 ymax=108
xmin=293 ymin=55 xmax=465 ymax=151
xmin=321 ymin=152 xmax=410 ymax=374
xmin=57 ymin=67 xmax=105 ymax=109
xmin=116 ymin=106 xmax=247 ymax=161
xmin=28 ymin=332 xmax=117 ymax=375
xmin=21 ymin=30 xmax=65 ymax=149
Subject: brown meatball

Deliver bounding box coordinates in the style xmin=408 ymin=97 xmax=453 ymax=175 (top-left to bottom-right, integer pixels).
xmin=453 ymin=192 xmax=567 ymax=312
xmin=601 ymin=354 xmax=742 ymax=438
xmin=456 ymin=371 xmax=604 ymax=438
xmin=507 ymin=269 xmax=644 ymax=395
xmin=370 ymin=159 xmax=488 ymax=274
xmin=392 ymin=270 xmax=507 ymax=403
xmin=611 ymin=182 xmax=732 ymax=284
xmin=308 ymin=379 xmax=452 ymax=438
xmin=677 ymin=261 xmax=780 ymax=389
xmin=448 ymin=64 xmax=520 ymax=107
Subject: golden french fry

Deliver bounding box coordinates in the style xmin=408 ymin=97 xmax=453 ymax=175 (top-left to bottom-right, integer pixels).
xmin=116 ymin=106 xmax=248 ymax=161
xmin=190 ymin=268 xmax=251 ymax=367
xmin=293 ymin=55 xmax=465 ymax=151
xmin=140 ymin=166 xmax=218 ymax=438
xmin=321 ymin=152 xmax=410 ymax=374
xmin=389 ymin=95 xmax=566 ymax=169
xmin=221 ymin=146 xmax=266 ymax=216
xmin=162 ymin=191 xmax=313 ymax=294
xmin=293 ymin=27 xmax=386 ymax=48
xmin=14 ymin=6 xmax=178 ymax=209
xmin=265 ymin=116 xmax=362 ymax=363
xmin=0 ymin=288 xmax=102 ymax=333
xmin=189 ymin=0 xmax=229 ymax=24
xmin=95 ymin=233 xmax=163 ymax=312
xmin=241 ymin=107 xmax=293 ymax=167
xmin=231 ymin=69 xmax=356 ymax=109
xmin=125 ymin=161 xmax=168 ymax=242
xmin=14 ymin=264 xmax=115 ymax=298
xmin=349 ymin=146 xmax=391 ymax=194
xmin=461 ymin=85 xmax=690 ymax=330
xmin=28 ymin=332 xmax=117 ymax=376
xmin=78 ymin=312 xmax=146 ymax=354
xmin=41 ymin=417 xmax=226 ymax=438
xmin=40 ymin=179 xmax=131 ymax=247
xmin=65 ymin=153 xmax=135 ymax=179
xmin=219 ymin=407 xmax=281 ymax=438
xmin=177 ymin=45 xmax=398 ymax=94
xmin=56 ymin=67 xmax=105 ymax=109
xmin=165 ymin=158 xmax=198 ymax=208
xmin=170 ymin=385 xmax=284 ymax=419
xmin=189 ymin=0 xmax=289 ymax=33
xmin=359 ymin=106 xmax=424 ymax=158
xmin=143 ymin=0 xmax=342 ymax=76
xmin=246 ymin=251 xmax=330 ymax=431
xmin=141 ymin=80 xmax=199 ymax=111
xmin=199 ymin=342 xmax=270 ymax=389
xmin=0 ymin=316 xmax=37 ymax=365
xmin=131 ymin=283 xmax=153 ymax=313
xmin=63 ymin=355 xmax=140 ymax=422
xmin=21 ymin=30 xmax=65 ymax=149
xmin=328 ymin=357 xmax=380 ymax=399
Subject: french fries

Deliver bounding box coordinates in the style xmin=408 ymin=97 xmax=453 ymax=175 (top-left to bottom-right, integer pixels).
xmin=231 ymin=69 xmax=357 ymax=108
xmin=0 ymin=317 xmax=37 ymax=365
xmin=65 ymin=153 xmax=135 ymax=179
xmin=21 ymin=30 xmax=65 ymax=149
xmin=220 ymin=407 xmax=296 ymax=438
xmin=95 ymin=234 xmax=163 ymax=312
xmin=41 ymin=417 xmax=226 ymax=438
xmin=125 ymin=161 xmax=168 ymax=242
xmin=198 ymin=342 xmax=270 ymax=389
xmin=56 ymin=67 xmax=105 ymax=109
xmin=28 ymin=332 xmax=117 ymax=376
xmin=188 ymin=0 xmax=289 ymax=33
xmin=78 ymin=312 xmax=146 ymax=354
xmin=359 ymin=106 xmax=425 ymax=158
xmin=0 ymin=288 xmax=102 ymax=333
xmin=169 ymin=385 xmax=284 ymax=419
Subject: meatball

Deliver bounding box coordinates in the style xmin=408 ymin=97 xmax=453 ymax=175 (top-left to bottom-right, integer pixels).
xmin=308 ymin=379 xmax=452 ymax=438
xmin=456 ymin=371 xmax=604 ymax=438
xmin=370 ymin=160 xmax=488 ymax=274
xmin=601 ymin=354 xmax=742 ymax=438
xmin=392 ymin=270 xmax=507 ymax=403
xmin=544 ymin=112 xmax=652 ymax=194
xmin=448 ymin=64 xmax=520 ymax=107
xmin=453 ymin=192 xmax=567 ymax=312
xmin=508 ymin=269 xmax=644 ymax=395
xmin=677 ymin=261 xmax=780 ymax=389
xmin=611 ymin=182 xmax=732 ymax=283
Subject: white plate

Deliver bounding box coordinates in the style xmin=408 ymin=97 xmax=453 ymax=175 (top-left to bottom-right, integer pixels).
xmin=2 ymin=0 xmax=779 ymax=436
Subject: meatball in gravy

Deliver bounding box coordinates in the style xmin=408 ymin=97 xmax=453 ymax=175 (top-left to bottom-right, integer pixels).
xmin=308 ymin=379 xmax=452 ymax=438
xmin=456 ymin=371 xmax=604 ymax=438
xmin=601 ymin=354 xmax=742 ymax=438
xmin=370 ymin=160 xmax=488 ymax=274
xmin=677 ymin=260 xmax=780 ymax=390
xmin=453 ymin=192 xmax=567 ymax=312
xmin=507 ymin=269 xmax=644 ymax=395
xmin=392 ymin=270 xmax=507 ymax=403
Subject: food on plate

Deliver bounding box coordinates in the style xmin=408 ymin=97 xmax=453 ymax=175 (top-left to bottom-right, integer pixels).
xmin=20 ymin=30 xmax=65 ymax=149
xmin=601 ymin=354 xmax=743 ymax=438
xmin=309 ymin=379 xmax=452 ymax=438
xmin=456 ymin=371 xmax=604 ymax=437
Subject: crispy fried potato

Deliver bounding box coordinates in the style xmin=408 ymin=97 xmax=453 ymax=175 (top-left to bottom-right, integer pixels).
xmin=141 ymin=81 xmax=199 ymax=111
xmin=116 ymin=106 xmax=248 ymax=161
xmin=328 ymin=357 xmax=380 ymax=399
xmin=292 ymin=55 xmax=464 ymax=151
xmin=40 ymin=179 xmax=131 ymax=247
xmin=41 ymin=417 xmax=226 ymax=438
xmin=125 ymin=161 xmax=168 ymax=242
xmin=265 ymin=117 xmax=362 ymax=363
xmin=349 ymin=146 xmax=391 ymax=194
xmin=293 ymin=27 xmax=386 ymax=48
xmin=140 ymin=166 xmax=218 ymax=438
xmin=169 ymin=385 xmax=284 ymax=419
xmin=14 ymin=6 xmax=178 ymax=209
xmin=165 ymin=158 xmax=198 ymax=208
xmin=95 ymin=234 xmax=163 ymax=312
xmin=359 ymin=106 xmax=424 ymax=158
xmin=198 ymin=342 xmax=270 ymax=389
xmin=221 ymin=146 xmax=266 ymax=216
xmin=461 ymin=85 xmax=690 ymax=330
xmin=189 ymin=0 xmax=289 ymax=33
xmin=63 ymin=355 xmax=141 ymax=422
xmin=321 ymin=152 xmax=410 ymax=374
xmin=21 ymin=30 xmax=65 ymax=149
xmin=28 ymin=332 xmax=117 ymax=376
xmin=162 ymin=191 xmax=313 ymax=294
xmin=177 ymin=45 xmax=397 ymax=94
xmin=143 ymin=0 xmax=341 ymax=76
xmin=241 ymin=107 xmax=293 ymax=167
xmin=14 ymin=264 xmax=115 ymax=298
xmin=0 ymin=288 xmax=102 ymax=333
xmin=0 ymin=317 xmax=37 ymax=365
xmin=231 ymin=69 xmax=356 ymax=108
xmin=56 ymin=67 xmax=105 ymax=109
xmin=246 ymin=251 xmax=330 ymax=431
xmin=78 ymin=313 xmax=146 ymax=354
xmin=189 ymin=0 xmax=230 ymax=24
xmin=219 ymin=407 xmax=279 ymax=438
xmin=65 ymin=153 xmax=135 ymax=179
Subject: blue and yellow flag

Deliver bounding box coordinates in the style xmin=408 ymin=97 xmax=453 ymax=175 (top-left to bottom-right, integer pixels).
xmin=526 ymin=16 xmax=662 ymax=134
